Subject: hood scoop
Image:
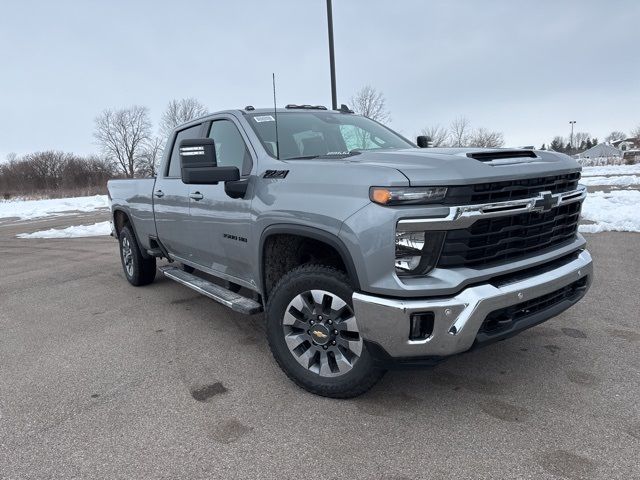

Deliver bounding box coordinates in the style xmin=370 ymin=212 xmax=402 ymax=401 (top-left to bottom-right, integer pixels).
xmin=466 ymin=150 xmax=539 ymax=166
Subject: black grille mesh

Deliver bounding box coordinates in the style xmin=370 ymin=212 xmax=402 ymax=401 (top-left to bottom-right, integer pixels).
xmin=444 ymin=172 xmax=581 ymax=205
xmin=438 ymin=201 xmax=582 ymax=268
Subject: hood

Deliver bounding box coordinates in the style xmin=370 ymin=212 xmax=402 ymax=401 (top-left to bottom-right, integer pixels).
xmin=340 ymin=148 xmax=581 ymax=186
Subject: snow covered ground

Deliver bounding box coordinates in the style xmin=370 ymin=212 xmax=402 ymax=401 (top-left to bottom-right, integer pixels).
xmin=0 ymin=195 xmax=109 ymax=220
xmin=17 ymin=221 xmax=112 ymax=239
xmin=580 ymin=175 xmax=640 ymax=187
xmin=580 ymin=190 xmax=640 ymax=233
xmin=582 ymin=165 xmax=640 ymax=177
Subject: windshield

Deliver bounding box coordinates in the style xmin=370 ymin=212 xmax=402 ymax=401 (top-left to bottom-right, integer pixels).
xmin=246 ymin=111 xmax=412 ymax=160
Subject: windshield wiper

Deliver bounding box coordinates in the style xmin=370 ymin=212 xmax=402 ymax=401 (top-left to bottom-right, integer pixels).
xmin=284 ymin=155 xmax=320 ymax=160
xmin=284 ymin=151 xmax=363 ymax=160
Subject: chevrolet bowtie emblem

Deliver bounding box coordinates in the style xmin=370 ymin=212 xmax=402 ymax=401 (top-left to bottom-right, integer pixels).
xmin=533 ymin=191 xmax=560 ymax=213
xmin=313 ymin=330 xmax=328 ymax=339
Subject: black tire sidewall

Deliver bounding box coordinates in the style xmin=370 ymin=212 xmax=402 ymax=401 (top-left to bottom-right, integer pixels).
xmin=266 ymin=265 xmax=383 ymax=397
xmin=119 ymin=225 xmax=155 ymax=286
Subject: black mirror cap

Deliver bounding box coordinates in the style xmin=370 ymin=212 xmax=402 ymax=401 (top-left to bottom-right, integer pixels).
xmin=179 ymin=138 xmax=217 ymax=168
xmin=182 ymin=166 xmax=240 ymax=185
xmin=416 ymin=135 xmax=433 ymax=148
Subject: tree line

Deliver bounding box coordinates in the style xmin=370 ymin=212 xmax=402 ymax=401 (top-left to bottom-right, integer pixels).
xmin=0 ymin=152 xmax=114 ymax=199
xmin=1 ymin=98 xmax=208 ymax=198
xmin=540 ymin=127 xmax=640 ymax=156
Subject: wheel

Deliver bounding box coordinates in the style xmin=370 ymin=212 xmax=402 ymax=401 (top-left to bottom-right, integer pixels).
xmin=119 ymin=224 xmax=156 ymax=286
xmin=266 ymin=265 xmax=385 ymax=398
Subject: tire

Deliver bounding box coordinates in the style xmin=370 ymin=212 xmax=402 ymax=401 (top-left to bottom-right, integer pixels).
xmin=266 ymin=265 xmax=385 ymax=398
xmin=118 ymin=224 xmax=156 ymax=286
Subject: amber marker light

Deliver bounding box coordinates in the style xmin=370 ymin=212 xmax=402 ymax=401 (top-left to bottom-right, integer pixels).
xmin=369 ymin=186 xmax=448 ymax=206
xmin=371 ymin=187 xmax=393 ymax=205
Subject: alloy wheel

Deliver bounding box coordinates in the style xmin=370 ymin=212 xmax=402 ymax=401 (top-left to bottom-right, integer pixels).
xmin=282 ymin=289 xmax=363 ymax=377
xmin=121 ymin=237 xmax=134 ymax=277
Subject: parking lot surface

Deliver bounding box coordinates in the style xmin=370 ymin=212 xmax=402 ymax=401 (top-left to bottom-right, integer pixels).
xmin=1 ymin=213 xmax=639 ymax=479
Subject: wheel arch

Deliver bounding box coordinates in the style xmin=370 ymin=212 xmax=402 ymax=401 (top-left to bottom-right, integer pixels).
xmin=259 ymin=224 xmax=361 ymax=299
xmin=112 ymin=207 xmax=152 ymax=258
xmin=112 ymin=208 xmax=130 ymax=238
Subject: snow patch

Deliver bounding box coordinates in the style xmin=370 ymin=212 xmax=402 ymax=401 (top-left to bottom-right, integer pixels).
xmin=579 ymin=175 xmax=640 ymax=187
xmin=0 ymin=195 xmax=109 ymax=220
xmin=581 ymin=165 xmax=640 ymax=177
xmin=17 ymin=221 xmax=112 ymax=239
xmin=579 ymin=190 xmax=640 ymax=233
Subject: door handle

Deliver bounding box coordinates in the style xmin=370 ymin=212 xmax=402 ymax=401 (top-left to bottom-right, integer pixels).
xmin=189 ymin=192 xmax=204 ymax=201
xmin=154 ymin=190 xmax=164 ymax=198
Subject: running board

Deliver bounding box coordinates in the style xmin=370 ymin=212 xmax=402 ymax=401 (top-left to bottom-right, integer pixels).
xmin=159 ymin=266 xmax=263 ymax=315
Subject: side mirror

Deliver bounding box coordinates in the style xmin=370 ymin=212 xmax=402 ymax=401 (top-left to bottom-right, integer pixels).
xmin=179 ymin=138 xmax=240 ymax=184
xmin=416 ymin=135 xmax=433 ymax=148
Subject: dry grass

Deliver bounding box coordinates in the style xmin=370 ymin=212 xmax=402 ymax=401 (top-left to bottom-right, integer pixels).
xmin=1 ymin=186 xmax=108 ymax=201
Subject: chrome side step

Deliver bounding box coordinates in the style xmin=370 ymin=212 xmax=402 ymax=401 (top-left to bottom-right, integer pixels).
xmin=159 ymin=266 xmax=263 ymax=315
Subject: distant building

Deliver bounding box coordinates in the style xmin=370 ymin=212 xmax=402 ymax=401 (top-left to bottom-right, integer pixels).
xmin=576 ymin=142 xmax=622 ymax=159
xmin=611 ymin=137 xmax=640 ymax=164
xmin=574 ymin=142 xmax=624 ymax=166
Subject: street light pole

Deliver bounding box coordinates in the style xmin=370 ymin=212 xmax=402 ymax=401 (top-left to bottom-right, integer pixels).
xmin=326 ymin=0 xmax=337 ymax=110
xmin=569 ymin=120 xmax=576 ymax=151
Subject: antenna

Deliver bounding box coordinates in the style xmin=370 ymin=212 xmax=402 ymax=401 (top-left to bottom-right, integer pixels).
xmin=272 ymin=73 xmax=280 ymax=160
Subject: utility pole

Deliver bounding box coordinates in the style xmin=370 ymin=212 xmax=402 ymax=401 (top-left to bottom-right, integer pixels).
xmin=326 ymin=0 xmax=337 ymax=110
xmin=569 ymin=120 xmax=576 ymax=152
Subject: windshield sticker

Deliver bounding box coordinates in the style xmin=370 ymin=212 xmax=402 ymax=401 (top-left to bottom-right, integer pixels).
xmin=253 ymin=115 xmax=275 ymax=123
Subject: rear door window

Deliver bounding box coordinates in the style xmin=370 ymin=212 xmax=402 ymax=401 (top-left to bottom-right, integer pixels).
xmin=166 ymin=124 xmax=203 ymax=177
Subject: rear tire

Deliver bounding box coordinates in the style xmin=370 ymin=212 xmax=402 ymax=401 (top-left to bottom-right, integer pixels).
xmin=266 ymin=265 xmax=385 ymax=398
xmin=119 ymin=224 xmax=156 ymax=286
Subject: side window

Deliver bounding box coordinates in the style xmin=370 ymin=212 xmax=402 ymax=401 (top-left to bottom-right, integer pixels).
xmin=208 ymin=120 xmax=252 ymax=175
xmin=166 ymin=124 xmax=202 ymax=177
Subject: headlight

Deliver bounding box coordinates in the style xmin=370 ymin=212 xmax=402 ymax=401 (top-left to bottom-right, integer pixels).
xmin=370 ymin=186 xmax=447 ymax=206
xmin=395 ymin=230 xmax=445 ymax=276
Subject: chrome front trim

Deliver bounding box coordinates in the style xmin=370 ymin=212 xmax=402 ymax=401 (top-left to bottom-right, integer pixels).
xmin=353 ymin=249 xmax=592 ymax=358
xmin=397 ymin=185 xmax=587 ymax=231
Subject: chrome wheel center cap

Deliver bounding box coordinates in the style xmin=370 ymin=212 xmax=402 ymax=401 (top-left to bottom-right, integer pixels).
xmin=309 ymin=324 xmax=330 ymax=345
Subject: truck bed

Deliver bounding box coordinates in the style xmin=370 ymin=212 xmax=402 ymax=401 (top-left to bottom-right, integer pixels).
xmin=107 ymin=178 xmax=156 ymax=251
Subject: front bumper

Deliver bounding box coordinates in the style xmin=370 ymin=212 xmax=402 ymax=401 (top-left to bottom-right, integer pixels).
xmin=352 ymin=249 xmax=593 ymax=360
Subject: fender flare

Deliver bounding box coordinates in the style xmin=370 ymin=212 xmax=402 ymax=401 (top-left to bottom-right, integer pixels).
xmin=259 ymin=224 xmax=361 ymax=295
xmin=112 ymin=207 xmax=151 ymax=258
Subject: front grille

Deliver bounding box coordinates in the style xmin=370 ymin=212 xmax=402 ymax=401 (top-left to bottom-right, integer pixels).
xmin=444 ymin=172 xmax=580 ymax=205
xmin=480 ymin=277 xmax=588 ymax=334
xmin=438 ymin=201 xmax=582 ymax=268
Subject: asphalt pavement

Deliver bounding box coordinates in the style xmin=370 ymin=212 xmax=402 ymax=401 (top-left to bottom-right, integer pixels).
xmin=1 ymin=211 xmax=639 ymax=479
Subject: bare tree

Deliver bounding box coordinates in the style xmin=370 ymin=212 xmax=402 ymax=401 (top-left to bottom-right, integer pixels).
xmin=138 ymin=137 xmax=165 ymax=177
xmin=449 ymin=117 xmax=471 ymax=147
xmin=631 ymin=125 xmax=640 ymax=139
xmin=419 ymin=125 xmax=449 ymax=147
xmin=605 ymin=131 xmax=626 ymax=143
xmin=24 ymin=150 xmax=67 ymax=189
xmin=350 ymin=85 xmax=390 ymax=123
xmin=159 ymin=98 xmax=208 ymax=139
xmin=468 ymin=128 xmax=504 ymax=148
xmin=94 ymin=106 xmax=152 ymax=178
xmin=572 ymin=132 xmax=591 ymax=151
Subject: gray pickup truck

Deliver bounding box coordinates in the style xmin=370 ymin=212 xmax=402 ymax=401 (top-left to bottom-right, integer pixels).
xmin=108 ymin=104 xmax=592 ymax=398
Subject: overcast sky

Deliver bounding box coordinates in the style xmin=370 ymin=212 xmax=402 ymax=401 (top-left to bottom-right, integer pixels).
xmin=1 ymin=0 xmax=638 ymax=159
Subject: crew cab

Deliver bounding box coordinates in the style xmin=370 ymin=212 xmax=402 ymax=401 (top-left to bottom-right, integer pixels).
xmin=107 ymin=104 xmax=592 ymax=398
